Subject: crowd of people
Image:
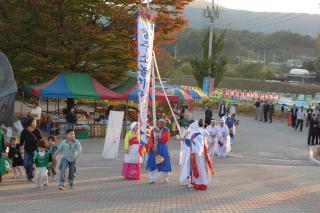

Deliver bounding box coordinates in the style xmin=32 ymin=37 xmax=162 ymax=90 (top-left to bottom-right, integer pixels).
xmin=253 ymin=100 xmax=275 ymax=123
xmin=0 ymin=117 xmax=82 ymax=191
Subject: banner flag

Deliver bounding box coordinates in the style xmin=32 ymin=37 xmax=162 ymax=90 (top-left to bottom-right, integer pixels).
xmin=134 ymin=9 xmax=156 ymax=145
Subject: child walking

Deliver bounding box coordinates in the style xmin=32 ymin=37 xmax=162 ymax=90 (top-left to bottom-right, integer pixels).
xmin=8 ymin=137 xmax=24 ymax=179
xmin=55 ymin=129 xmax=82 ymax=190
xmin=48 ymin=135 xmax=58 ymax=181
xmin=33 ymin=139 xmax=52 ymax=190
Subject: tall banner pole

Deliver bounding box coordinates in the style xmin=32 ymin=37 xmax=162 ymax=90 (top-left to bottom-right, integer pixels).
xmin=134 ymin=8 xmax=156 ymax=146
xmin=152 ymin=63 xmax=157 ymax=126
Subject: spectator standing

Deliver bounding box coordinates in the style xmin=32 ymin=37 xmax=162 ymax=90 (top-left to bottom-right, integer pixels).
xmin=204 ymin=106 xmax=213 ymax=127
xmin=259 ymin=101 xmax=265 ymax=121
xmin=254 ymin=100 xmax=261 ymax=120
xmin=295 ymin=106 xmax=305 ymax=132
xmin=291 ymin=105 xmax=298 ymax=128
xmin=263 ymin=101 xmax=270 ymax=122
xmin=308 ymin=114 xmax=318 ymax=146
xmin=306 ymin=106 xmax=313 ymax=127
xmin=268 ymin=102 xmax=274 ymax=123
xmin=30 ymin=102 xmax=42 ymax=125
xmin=218 ymin=101 xmax=226 ymax=118
xmin=65 ymin=107 xmax=77 ymax=130
xmin=8 ymin=137 xmax=24 ymax=179
xmin=280 ymin=104 xmax=285 ymax=122
xmin=20 ymin=118 xmax=42 ymax=182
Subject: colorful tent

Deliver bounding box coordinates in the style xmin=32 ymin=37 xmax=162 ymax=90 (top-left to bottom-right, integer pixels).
xmin=167 ymin=88 xmax=192 ymax=102
xmin=112 ymin=77 xmax=179 ymax=102
xmin=26 ymin=73 xmax=125 ymax=100
xmin=180 ymin=86 xmax=208 ymax=100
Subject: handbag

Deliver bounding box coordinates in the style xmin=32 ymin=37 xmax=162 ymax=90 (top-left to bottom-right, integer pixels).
xmin=155 ymin=154 xmax=164 ymax=164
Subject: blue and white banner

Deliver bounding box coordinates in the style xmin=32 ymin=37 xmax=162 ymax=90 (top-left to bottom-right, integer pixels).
xmin=135 ymin=9 xmax=156 ymax=145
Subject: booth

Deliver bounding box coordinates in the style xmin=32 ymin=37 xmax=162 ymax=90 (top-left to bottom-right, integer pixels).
xmin=25 ymin=73 xmax=125 ymax=139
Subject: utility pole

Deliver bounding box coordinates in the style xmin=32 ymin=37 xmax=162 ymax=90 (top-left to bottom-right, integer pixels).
xmin=203 ymin=0 xmax=219 ymax=96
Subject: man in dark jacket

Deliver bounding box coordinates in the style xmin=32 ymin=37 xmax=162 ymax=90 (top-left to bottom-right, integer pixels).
xmin=264 ymin=101 xmax=270 ymax=122
xmin=204 ymin=106 xmax=212 ymax=127
xmin=268 ymin=103 xmax=274 ymax=123
xmin=65 ymin=107 xmax=77 ymax=130
xmin=308 ymin=114 xmax=318 ymax=146
xmin=291 ymin=105 xmax=298 ymax=128
xmin=218 ymin=101 xmax=226 ymax=118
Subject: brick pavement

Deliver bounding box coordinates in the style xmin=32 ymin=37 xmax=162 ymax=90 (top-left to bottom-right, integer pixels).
xmin=1 ymin=113 xmax=320 ymax=213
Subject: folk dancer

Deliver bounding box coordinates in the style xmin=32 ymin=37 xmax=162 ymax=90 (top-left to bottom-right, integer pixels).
xmin=216 ymin=118 xmax=231 ymax=158
xmin=178 ymin=123 xmax=192 ymax=186
xmin=146 ymin=119 xmax=171 ymax=184
xmin=205 ymin=119 xmax=220 ymax=160
xmin=190 ymin=121 xmax=215 ymax=190
xmin=122 ymin=122 xmax=142 ymax=180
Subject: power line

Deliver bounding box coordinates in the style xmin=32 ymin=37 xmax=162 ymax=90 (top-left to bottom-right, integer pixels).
xmin=248 ymin=14 xmax=308 ymax=31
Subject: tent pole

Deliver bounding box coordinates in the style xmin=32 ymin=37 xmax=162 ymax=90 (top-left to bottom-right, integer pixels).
xmin=47 ymin=98 xmax=49 ymax=115
xmin=57 ymin=98 xmax=60 ymax=116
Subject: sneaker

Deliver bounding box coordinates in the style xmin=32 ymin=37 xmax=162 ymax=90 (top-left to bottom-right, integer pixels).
xmin=12 ymin=176 xmax=17 ymax=179
xmin=148 ymin=180 xmax=155 ymax=184
xmin=44 ymin=183 xmax=48 ymax=188
xmin=58 ymin=185 xmax=66 ymax=190
xmin=28 ymin=179 xmax=34 ymax=183
xmin=69 ymin=185 xmax=76 ymax=189
xmin=164 ymin=177 xmax=170 ymax=184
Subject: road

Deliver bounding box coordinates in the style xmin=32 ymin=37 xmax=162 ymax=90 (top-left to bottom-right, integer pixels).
xmin=1 ymin=110 xmax=320 ymax=213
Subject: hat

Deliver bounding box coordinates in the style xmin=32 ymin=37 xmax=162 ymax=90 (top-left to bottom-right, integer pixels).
xmin=130 ymin=122 xmax=138 ymax=131
xmin=219 ymin=117 xmax=225 ymax=123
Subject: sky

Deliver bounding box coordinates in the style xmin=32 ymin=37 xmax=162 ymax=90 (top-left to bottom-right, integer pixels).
xmin=208 ymin=0 xmax=320 ymax=14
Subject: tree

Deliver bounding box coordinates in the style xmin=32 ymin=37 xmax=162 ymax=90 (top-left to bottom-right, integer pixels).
xmin=315 ymin=33 xmax=320 ymax=57
xmin=0 ymin=0 xmax=193 ymax=86
xmin=189 ymin=29 xmax=228 ymax=88
xmin=156 ymin=48 xmax=174 ymax=77
xmin=235 ymin=62 xmax=275 ymax=80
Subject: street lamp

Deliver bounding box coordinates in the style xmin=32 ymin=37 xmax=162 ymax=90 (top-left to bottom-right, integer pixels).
xmin=203 ymin=0 xmax=219 ymax=96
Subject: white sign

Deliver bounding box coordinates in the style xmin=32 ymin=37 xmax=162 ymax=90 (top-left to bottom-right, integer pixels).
xmin=102 ymin=111 xmax=124 ymax=160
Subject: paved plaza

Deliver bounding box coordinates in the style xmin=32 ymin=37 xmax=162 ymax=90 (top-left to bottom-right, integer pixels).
xmin=1 ymin=111 xmax=320 ymax=213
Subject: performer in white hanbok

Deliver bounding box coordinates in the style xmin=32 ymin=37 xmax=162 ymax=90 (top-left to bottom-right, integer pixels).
xmin=217 ymin=118 xmax=231 ymax=158
xmin=178 ymin=124 xmax=192 ymax=186
xmin=205 ymin=119 xmax=220 ymax=160
xmin=190 ymin=120 xmax=215 ymax=190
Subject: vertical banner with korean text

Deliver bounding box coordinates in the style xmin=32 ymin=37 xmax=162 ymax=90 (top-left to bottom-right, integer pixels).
xmin=134 ymin=9 xmax=156 ymax=145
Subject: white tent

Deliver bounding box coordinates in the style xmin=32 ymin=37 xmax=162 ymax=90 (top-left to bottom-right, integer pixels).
xmin=0 ymin=52 xmax=17 ymax=126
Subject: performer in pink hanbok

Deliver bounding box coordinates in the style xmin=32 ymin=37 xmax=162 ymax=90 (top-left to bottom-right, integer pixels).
xmin=190 ymin=120 xmax=215 ymax=190
xmin=122 ymin=122 xmax=142 ymax=180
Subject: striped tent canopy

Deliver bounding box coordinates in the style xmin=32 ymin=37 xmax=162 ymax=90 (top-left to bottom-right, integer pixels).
xmin=25 ymin=73 xmax=125 ymax=100
xmin=166 ymin=87 xmax=192 ymax=102
xmin=180 ymin=86 xmax=208 ymax=100
xmin=112 ymin=77 xmax=179 ymax=102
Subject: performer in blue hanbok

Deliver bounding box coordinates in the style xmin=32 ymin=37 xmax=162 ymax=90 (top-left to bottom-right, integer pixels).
xmin=146 ymin=119 xmax=171 ymax=184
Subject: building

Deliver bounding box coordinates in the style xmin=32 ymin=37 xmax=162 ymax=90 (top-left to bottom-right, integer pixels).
xmin=286 ymin=69 xmax=317 ymax=83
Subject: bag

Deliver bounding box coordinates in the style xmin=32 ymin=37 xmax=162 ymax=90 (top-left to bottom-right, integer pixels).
xmin=155 ymin=154 xmax=164 ymax=164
